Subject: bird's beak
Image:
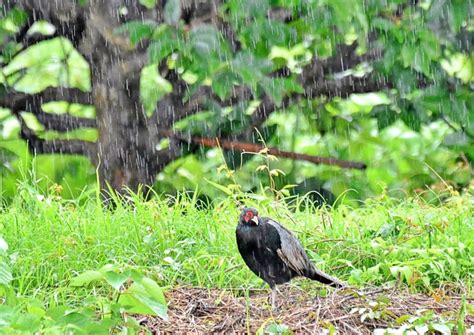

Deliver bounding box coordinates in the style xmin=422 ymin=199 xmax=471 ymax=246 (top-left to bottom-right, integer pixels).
xmin=251 ymin=216 xmax=259 ymax=225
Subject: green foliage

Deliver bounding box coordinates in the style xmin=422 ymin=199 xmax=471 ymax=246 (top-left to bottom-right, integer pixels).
xmin=373 ymin=310 xmax=456 ymax=335
xmin=158 ymin=116 xmax=471 ymax=204
xmin=140 ymin=0 xmax=157 ymax=10
xmin=115 ymin=20 xmax=157 ymax=46
xmin=140 ymin=64 xmax=173 ymax=116
xmin=164 ymin=0 xmax=181 ymax=25
xmin=1 ymin=37 xmax=90 ymax=92
xmin=258 ymin=321 xmax=293 ymax=335
xmin=0 ymin=239 xmax=167 ymax=333
xmin=1 ymin=183 xmax=473 ymax=291
xmin=0 ymin=186 xmax=472 ymax=331
xmin=71 ymin=264 xmax=168 ymax=321
xmin=0 ymin=1 xmax=473 ymax=202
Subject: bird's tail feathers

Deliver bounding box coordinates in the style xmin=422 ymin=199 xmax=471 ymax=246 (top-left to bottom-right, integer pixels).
xmin=309 ymin=268 xmax=346 ymax=288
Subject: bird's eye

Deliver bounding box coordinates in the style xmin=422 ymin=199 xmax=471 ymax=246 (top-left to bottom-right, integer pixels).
xmin=246 ymin=211 xmax=253 ymax=218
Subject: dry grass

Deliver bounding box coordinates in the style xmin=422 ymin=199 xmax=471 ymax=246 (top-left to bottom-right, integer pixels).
xmin=141 ymin=286 xmax=473 ymax=334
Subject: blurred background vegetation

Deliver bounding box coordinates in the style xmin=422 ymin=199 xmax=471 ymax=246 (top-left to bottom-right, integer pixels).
xmin=0 ymin=0 xmax=473 ymax=205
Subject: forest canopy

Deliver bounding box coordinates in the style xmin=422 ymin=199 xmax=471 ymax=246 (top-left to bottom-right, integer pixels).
xmin=0 ymin=0 xmax=473 ymax=203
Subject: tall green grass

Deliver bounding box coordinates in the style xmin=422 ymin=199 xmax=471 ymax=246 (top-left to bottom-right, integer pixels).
xmin=0 ymin=181 xmax=473 ymax=307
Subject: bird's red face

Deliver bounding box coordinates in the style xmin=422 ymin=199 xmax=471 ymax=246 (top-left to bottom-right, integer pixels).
xmin=240 ymin=208 xmax=259 ymax=225
xmin=244 ymin=210 xmax=254 ymax=223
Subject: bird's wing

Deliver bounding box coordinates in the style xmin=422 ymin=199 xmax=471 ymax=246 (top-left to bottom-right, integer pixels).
xmin=265 ymin=219 xmax=314 ymax=276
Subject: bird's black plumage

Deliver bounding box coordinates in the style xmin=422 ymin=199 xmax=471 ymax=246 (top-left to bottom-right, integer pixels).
xmin=236 ymin=208 xmax=345 ymax=289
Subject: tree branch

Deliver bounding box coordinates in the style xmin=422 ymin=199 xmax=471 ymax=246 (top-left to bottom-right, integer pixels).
xmin=149 ymin=43 xmax=387 ymax=143
xmin=160 ymin=129 xmax=367 ymax=170
xmin=9 ymin=108 xmax=97 ymax=159
xmin=150 ymin=67 xmax=208 ymax=128
xmin=198 ymin=137 xmax=367 ymax=169
xmin=0 ymin=87 xmax=93 ymax=112
xmin=317 ymin=41 xmax=382 ymax=75
xmin=3 ymin=0 xmax=87 ymax=53
xmin=303 ymin=73 xmax=391 ymax=99
xmin=242 ymin=71 xmax=388 ymax=138
xmin=20 ymin=127 xmax=96 ymax=158
xmin=36 ymin=112 xmax=97 ymax=131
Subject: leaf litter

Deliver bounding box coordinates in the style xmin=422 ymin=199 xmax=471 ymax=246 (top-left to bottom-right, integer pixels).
xmin=139 ymin=285 xmax=473 ymax=334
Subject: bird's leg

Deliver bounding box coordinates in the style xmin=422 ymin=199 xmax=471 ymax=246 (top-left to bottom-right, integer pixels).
xmin=271 ymin=286 xmax=277 ymax=310
xmin=270 ymin=286 xmax=281 ymax=310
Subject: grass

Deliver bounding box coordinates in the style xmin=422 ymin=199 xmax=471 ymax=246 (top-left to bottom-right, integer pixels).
xmin=1 ymin=181 xmax=473 ymax=311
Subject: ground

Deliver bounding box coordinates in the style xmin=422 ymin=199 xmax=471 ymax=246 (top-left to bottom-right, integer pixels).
xmin=141 ymin=286 xmax=473 ymax=334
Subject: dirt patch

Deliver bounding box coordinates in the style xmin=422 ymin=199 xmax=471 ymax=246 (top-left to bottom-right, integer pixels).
xmin=141 ymin=286 xmax=472 ymax=334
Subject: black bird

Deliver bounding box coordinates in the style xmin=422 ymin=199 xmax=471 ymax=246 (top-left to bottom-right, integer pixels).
xmin=236 ymin=207 xmax=345 ymax=306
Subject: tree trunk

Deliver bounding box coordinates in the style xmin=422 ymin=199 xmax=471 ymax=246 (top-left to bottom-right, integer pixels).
xmin=2 ymin=0 xmax=374 ymax=196
xmin=79 ymin=1 xmax=171 ymax=193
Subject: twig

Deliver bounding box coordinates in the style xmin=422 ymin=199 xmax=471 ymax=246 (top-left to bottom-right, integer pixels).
xmin=340 ymin=321 xmax=363 ymax=334
xmin=160 ymin=129 xmax=367 ymax=170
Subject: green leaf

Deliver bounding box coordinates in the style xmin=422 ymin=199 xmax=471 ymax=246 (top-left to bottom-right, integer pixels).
xmin=431 ymin=323 xmax=451 ymax=335
xmin=99 ymin=263 xmax=119 ymax=273
xmin=140 ymin=64 xmax=173 ymax=116
xmin=231 ymin=52 xmax=272 ymax=92
xmin=371 ymin=17 xmax=395 ymax=32
xmin=57 ymin=311 xmax=93 ymax=328
xmin=261 ymin=77 xmax=304 ymax=106
xmin=45 ymin=306 xmax=69 ymax=321
xmin=141 ymin=277 xmax=167 ymax=305
xmin=118 ymin=278 xmax=168 ymax=320
xmin=440 ymin=53 xmax=472 ymax=83
xmin=148 ymin=33 xmax=178 ymax=64
xmin=401 ymin=44 xmax=415 ymax=68
xmin=259 ymin=322 xmax=293 ymax=335
xmin=164 ymin=0 xmax=182 ymax=25
xmin=2 ymin=37 xmax=90 ymax=93
xmin=115 ymin=20 xmax=156 ymax=45
xmin=240 ymin=19 xmax=291 ymax=56
xmin=414 ymin=50 xmax=431 ymax=77
xmin=450 ymin=1 xmax=471 ymax=32
xmin=204 ymin=178 xmax=233 ymax=195
xmin=189 ymin=25 xmax=220 ymax=58
xmin=70 ymin=270 xmax=103 ymax=287
xmin=226 ymin=0 xmax=271 ymax=21
xmin=3 ymin=38 xmax=73 ymax=75
xmin=0 ymin=262 xmax=13 ymax=285
xmin=389 ymin=265 xmax=413 ymax=284
xmin=0 ymin=305 xmax=15 ymax=325
xmin=212 ymin=71 xmax=238 ymax=100
xmin=350 ymin=93 xmax=391 ymax=107
xmin=139 ymin=0 xmax=157 ymax=9
xmin=415 ymin=324 xmax=429 ymax=334
xmin=2 ymin=8 xmax=28 ymax=33
xmin=11 ymin=313 xmax=41 ymax=332
xmin=27 ymin=20 xmax=56 ymax=36
xmin=103 ymin=271 xmax=130 ymax=291
xmin=395 ymin=314 xmax=412 ymax=324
